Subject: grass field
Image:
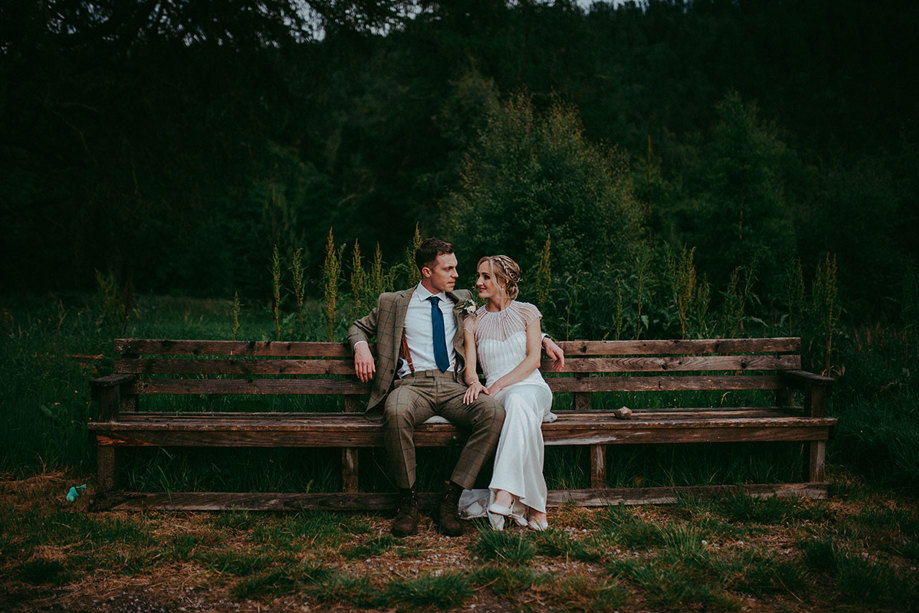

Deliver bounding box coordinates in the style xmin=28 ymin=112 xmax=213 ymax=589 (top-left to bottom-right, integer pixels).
xmin=2 ymin=468 xmax=917 ymax=612
xmin=2 ymin=292 xmax=919 ymax=611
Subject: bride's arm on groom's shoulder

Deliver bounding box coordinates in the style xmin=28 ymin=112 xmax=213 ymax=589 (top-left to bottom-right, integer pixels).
xmin=485 ymin=318 xmax=543 ymax=396
xmin=463 ymin=317 xmax=487 ymax=404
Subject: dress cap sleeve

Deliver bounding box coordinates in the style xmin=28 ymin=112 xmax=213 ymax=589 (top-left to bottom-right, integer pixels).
xmin=516 ymin=302 xmax=542 ymax=326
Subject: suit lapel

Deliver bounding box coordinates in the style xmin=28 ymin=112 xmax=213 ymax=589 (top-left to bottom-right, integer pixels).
xmin=446 ymin=290 xmax=465 ymax=356
xmin=392 ymin=288 xmax=414 ymax=361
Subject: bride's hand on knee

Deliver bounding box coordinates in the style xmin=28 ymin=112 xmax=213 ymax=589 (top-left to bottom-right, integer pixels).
xmin=464 ymin=381 xmax=487 ymax=404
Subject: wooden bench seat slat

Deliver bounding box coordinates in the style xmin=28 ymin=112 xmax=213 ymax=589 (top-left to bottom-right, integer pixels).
xmin=130 ymin=379 xmax=367 ymax=395
xmin=127 ymin=375 xmax=784 ymax=395
xmin=540 ymin=354 xmax=801 ymax=373
xmin=116 ymin=355 xmax=800 ymax=377
xmin=99 ymin=406 xmax=804 ymax=422
xmin=89 ymin=414 xmax=836 ymax=431
xmin=558 ymin=337 xmax=801 ymax=355
xmin=114 ymin=339 xmax=359 ymax=357
xmin=90 ymin=418 xmax=835 ymax=448
xmin=115 ymin=358 xmax=356 ymax=376
xmin=113 ymin=337 xmax=801 ymax=358
xmin=547 ymin=375 xmax=784 ymax=392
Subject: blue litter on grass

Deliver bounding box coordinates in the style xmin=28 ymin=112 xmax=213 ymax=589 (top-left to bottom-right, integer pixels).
xmin=66 ymin=485 xmax=87 ymax=502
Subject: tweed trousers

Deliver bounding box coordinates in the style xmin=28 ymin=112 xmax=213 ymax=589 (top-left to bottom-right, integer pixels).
xmin=383 ymin=369 xmax=505 ymax=490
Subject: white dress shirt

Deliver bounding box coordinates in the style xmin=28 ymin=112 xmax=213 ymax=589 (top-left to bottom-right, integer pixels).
xmin=396 ymin=283 xmax=457 ymax=378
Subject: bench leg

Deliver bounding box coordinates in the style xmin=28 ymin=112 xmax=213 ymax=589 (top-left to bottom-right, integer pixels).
xmin=806 ymin=441 xmax=826 ymax=482
xmin=590 ymin=444 xmax=606 ymax=489
xmin=342 ymin=448 xmax=359 ymax=493
xmin=97 ymin=446 xmax=116 ymax=492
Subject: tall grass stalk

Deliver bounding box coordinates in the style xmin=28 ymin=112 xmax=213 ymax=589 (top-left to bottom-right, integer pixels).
xmin=290 ymin=247 xmax=306 ymax=337
xmin=349 ymin=240 xmax=367 ymax=316
xmin=95 ymin=269 xmax=131 ymax=334
xmin=635 ymin=247 xmax=652 ymax=339
xmin=322 ymin=228 xmax=344 ymax=342
xmin=813 ymin=252 xmax=840 ymax=374
xmin=615 ymin=278 xmax=624 ymax=340
xmin=231 ymin=291 xmax=241 ymax=340
xmin=536 ymin=233 xmax=552 ymax=306
xmin=405 ymin=223 xmax=423 ymax=288
xmin=783 ymin=258 xmax=806 ymax=336
xmin=271 ymin=245 xmax=282 ymax=340
xmin=368 ymin=242 xmax=388 ymax=301
xmin=721 ymin=265 xmax=755 ymax=338
xmin=668 ymin=245 xmax=709 ymax=338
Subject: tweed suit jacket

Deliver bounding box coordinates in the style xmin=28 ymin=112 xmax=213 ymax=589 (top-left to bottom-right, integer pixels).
xmin=347 ymin=287 xmax=473 ymax=412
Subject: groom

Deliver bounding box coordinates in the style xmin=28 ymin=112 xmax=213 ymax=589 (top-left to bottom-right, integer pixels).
xmin=349 ymin=237 xmax=563 ymax=537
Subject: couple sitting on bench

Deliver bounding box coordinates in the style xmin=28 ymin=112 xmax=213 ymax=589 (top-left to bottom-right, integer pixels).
xmin=349 ymin=237 xmax=564 ymax=537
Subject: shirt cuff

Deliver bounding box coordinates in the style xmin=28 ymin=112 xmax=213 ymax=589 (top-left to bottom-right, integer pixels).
xmin=353 ymin=340 xmax=369 ymax=350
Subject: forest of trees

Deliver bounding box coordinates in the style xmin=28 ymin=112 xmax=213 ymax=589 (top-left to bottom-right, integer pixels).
xmin=2 ymin=0 xmax=917 ymax=324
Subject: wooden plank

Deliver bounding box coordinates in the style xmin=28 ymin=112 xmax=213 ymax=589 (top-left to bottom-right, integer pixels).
xmin=547 ymin=375 xmax=784 ymax=393
xmin=88 ymin=411 xmax=830 ymax=429
xmin=114 ymin=338 xmax=801 ymax=358
xmin=115 ymin=355 xmax=799 ymax=377
xmin=114 ymin=339 xmax=360 ymax=358
xmin=129 ymin=379 xmax=368 ymax=395
xmin=540 ymin=354 xmax=801 ymax=373
xmin=89 ymin=418 xmax=835 ymax=449
xmin=342 ymin=449 xmax=359 ymax=492
xmin=93 ymin=482 xmax=829 ymax=512
xmin=806 ymin=440 xmax=826 ymax=482
xmin=97 ymin=446 xmax=116 ymax=491
xmin=590 ymin=444 xmax=606 ymax=488
xmin=547 ymin=482 xmax=830 ymax=507
xmin=541 ymin=424 xmax=835 ymax=446
xmin=115 ymin=358 xmax=355 ymax=376
xmin=557 ymin=337 xmax=801 ymax=356
xmin=100 ymin=407 xmax=804 ymax=423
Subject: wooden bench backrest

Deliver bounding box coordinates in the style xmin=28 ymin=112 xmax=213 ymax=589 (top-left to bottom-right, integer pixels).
xmin=112 ymin=337 xmax=802 ymax=397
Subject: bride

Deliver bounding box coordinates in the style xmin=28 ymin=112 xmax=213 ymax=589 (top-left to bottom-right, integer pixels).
xmin=462 ymin=255 xmax=554 ymax=531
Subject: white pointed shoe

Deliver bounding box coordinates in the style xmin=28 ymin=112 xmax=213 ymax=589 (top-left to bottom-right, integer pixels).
xmin=527 ymin=519 xmax=549 ymax=532
xmin=487 ymin=502 xmax=513 ymax=517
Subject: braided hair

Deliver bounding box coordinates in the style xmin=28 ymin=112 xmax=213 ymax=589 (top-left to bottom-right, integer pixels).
xmin=477 ymin=255 xmax=521 ymax=300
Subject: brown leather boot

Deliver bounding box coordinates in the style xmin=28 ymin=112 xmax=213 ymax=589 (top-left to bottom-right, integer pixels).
xmin=436 ymin=481 xmax=465 ymax=537
xmin=391 ymin=486 xmax=418 ymax=537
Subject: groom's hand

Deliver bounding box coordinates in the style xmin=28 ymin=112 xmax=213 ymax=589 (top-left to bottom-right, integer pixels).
xmin=353 ymin=343 xmax=376 ymax=382
xmin=542 ymin=337 xmax=565 ymax=372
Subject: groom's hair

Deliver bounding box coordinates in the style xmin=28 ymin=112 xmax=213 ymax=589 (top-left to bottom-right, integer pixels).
xmin=415 ymin=238 xmax=454 ymax=271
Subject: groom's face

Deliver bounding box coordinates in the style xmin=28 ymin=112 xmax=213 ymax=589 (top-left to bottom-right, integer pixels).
xmin=422 ymin=253 xmax=458 ymax=294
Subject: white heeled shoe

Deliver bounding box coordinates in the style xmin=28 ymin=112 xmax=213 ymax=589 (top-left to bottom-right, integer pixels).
xmin=487 ymin=502 xmax=513 ymax=516
xmin=527 ymin=519 xmax=549 ymax=532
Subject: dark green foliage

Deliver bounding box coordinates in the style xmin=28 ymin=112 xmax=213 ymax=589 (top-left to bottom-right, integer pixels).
xmin=447 ymin=93 xmax=645 ymax=292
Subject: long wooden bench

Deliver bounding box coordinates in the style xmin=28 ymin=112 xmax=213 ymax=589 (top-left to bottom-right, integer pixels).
xmin=88 ymin=337 xmax=835 ymax=511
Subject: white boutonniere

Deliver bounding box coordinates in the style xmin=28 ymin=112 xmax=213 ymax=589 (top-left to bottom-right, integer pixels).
xmin=454 ymin=299 xmax=477 ymax=316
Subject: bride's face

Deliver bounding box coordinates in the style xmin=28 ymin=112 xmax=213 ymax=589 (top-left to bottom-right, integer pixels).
xmin=475 ymin=262 xmax=505 ymax=300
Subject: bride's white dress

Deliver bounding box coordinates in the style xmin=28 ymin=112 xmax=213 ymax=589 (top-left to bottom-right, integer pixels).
xmin=472 ymin=301 xmax=554 ymax=527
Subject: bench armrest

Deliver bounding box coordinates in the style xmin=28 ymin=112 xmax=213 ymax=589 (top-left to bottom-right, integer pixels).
xmin=90 ymin=374 xmax=136 ymax=421
xmin=91 ymin=374 xmax=135 ymax=389
xmin=779 ymin=370 xmax=834 ymax=417
xmin=780 ymin=370 xmax=834 ymax=387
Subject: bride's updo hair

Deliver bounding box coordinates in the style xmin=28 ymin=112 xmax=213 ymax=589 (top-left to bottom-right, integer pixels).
xmin=478 ymin=255 xmax=521 ymax=300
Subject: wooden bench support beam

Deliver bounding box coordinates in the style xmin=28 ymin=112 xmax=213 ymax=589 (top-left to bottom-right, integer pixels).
xmin=342 ymin=448 xmax=359 ymax=492
xmin=91 ymin=482 xmax=831 ymax=512
xmin=590 ymin=444 xmax=606 ymax=489
xmin=806 ymin=440 xmax=826 ymax=482
xmin=97 ymin=447 xmax=116 ymax=492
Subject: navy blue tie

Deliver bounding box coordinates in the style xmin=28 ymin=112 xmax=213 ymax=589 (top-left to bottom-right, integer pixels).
xmin=428 ymin=296 xmax=449 ymax=372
